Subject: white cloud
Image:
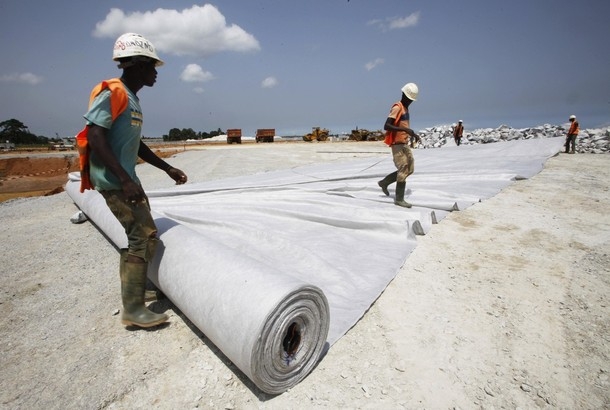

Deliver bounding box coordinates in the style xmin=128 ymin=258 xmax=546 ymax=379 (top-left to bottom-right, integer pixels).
xmin=261 ymin=76 xmax=278 ymax=88
xmin=368 ymin=11 xmax=420 ymax=31
xmin=0 ymin=72 xmax=43 ymax=85
xmin=180 ymin=64 xmax=214 ymax=82
xmin=388 ymin=12 xmax=420 ymax=29
xmin=93 ymin=4 xmax=261 ymax=58
xmin=365 ymin=58 xmax=384 ymax=71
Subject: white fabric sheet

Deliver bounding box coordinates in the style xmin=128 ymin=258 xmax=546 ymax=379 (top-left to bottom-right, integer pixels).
xmin=65 ymin=137 xmax=563 ymax=393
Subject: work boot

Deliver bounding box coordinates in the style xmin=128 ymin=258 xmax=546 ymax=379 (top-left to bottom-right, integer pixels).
xmin=120 ymin=250 xmax=158 ymax=302
xmin=394 ymin=181 xmax=412 ymax=208
xmin=378 ymin=171 xmax=397 ymax=196
xmin=144 ymin=289 xmax=164 ymax=302
xmin=121 ymin=261 xmax=169 ymax=328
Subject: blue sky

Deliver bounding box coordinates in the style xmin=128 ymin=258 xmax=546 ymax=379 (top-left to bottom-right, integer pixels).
xmin=1 ymin=0 xmax=609 ymax=138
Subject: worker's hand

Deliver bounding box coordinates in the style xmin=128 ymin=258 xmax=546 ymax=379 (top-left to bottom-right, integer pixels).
xmin=122 ymin=180 xmax=146 ymax=205
xmin=167 ymin=167 xmax=188 ymax=185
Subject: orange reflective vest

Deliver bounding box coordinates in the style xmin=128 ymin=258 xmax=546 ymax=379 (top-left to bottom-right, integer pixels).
xmin=568 ymin=120 xmax=579 ymax=136
xmin=384 ymin=102 xmax=405 ymax=146
xmin=76 ymin=78 xmax=128 ymax=192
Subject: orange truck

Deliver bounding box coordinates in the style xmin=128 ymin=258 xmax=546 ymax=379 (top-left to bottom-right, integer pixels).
xmin=255 ymin=129 xmax=275 ymax=143
xmin=226 ymin=129 xmax=242 ymax=144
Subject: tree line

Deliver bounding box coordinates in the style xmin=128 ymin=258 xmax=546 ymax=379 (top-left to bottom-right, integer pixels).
xmin=0 ymin=119 xmax=51 ymax=145
xmin=162 ymin=128 xmax=224 ymax=141
xmin=0 ymin=118 xmax=225 ymax=145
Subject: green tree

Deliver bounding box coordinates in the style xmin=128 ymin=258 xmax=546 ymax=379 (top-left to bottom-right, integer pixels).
xmin=162 ymin=127 xmax=225 ymax=141
xmin=163 ymin=128 xmax=183 ymax=141
xmin=0 ymin=118 xmax=41 ymax=144
xmin=181 ymin=128 xmax=197 ymax=140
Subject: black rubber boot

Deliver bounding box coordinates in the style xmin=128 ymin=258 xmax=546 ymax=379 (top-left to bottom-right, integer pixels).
xmin=121 ymin=261 xmax=168 ymax=328
xmin=394 ymin=181 xmax=412 ymax=208
xmin=378 ymin=171 xmax=397 ymax=196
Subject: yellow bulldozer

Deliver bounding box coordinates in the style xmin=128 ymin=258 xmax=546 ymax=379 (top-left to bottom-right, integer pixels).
xmin=348 ymin=128 xmax=384 ymax=141
xmin=303 ymin=127 xmax=330 ymax=142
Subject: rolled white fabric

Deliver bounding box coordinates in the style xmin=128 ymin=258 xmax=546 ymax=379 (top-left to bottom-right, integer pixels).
xmin=65 ymin=178 xmax=330 ymax=394
xmin=150 ymin=216 xmax=330 ymax=394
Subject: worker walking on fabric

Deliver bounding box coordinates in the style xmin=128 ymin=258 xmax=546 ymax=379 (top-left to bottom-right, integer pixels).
xmin=453 ymin=120 xmax=464 ymax=146
xmin=565 ymin=115 xmax=579 ymax=154
xmin=378 ymin=82 xmax=421 ymax=208
xmin=84 ymin=33 xmax=188 ymax=328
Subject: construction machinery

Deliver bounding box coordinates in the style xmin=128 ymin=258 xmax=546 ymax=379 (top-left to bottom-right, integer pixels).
xmin=256 ymin=129 xmax=275 ymax=143
xmin=226 ymin=129 xmax=242 ymax=144
xmin=303 ymin=127 xmax=330 ymax=142
xmin=348 ymin=128 xmax=384 ymax=142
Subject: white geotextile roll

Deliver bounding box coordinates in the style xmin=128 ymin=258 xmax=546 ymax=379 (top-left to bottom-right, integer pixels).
xmin=67 ymin=174 xmax=128 ymax=248
xmin=151 ymin=216 xmax=330 ymax=394
xmin=65 ymin=177 xmax=330 ymax=394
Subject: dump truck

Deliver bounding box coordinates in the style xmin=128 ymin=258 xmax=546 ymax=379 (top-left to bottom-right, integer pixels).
xmin=226 ymin=129 xmax=242 ymax=144
xmin=255 ymin=129 xmax=275 ymax=143
xmin=303 ymin=127 xmax=330 ymax=142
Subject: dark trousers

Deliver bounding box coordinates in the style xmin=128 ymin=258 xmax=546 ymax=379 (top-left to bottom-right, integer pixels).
xmin=565 ymin=134 xmax=577 ymax=153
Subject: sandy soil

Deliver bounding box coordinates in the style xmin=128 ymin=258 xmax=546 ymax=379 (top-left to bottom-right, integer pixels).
xmin=0 ymin=147 xmax=184 ymax=202
xmin=0 ymin=143 xmax=608 ymax=409
xmin=0 ymin=154 xmax=79 ymax=201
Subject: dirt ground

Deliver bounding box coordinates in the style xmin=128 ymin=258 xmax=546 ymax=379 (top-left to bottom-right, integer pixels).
xmin=0 ymin=154 xmax=79 ymax=201
xmin=0 ymin=147 xmax=183 ymax=202
xmin=0 ymin=144 xmax=608 ymax=409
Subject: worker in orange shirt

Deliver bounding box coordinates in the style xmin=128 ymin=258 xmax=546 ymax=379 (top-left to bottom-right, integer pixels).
xmin=453 ymin=120 xmax=464 ymax=146
xmin=565 ymin=115 xmax=579 ymax=154
xmin=378 ymin=82 xmax=421 ymax=208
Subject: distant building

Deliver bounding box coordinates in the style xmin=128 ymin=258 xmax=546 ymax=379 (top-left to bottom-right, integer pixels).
xmin=1 ymin=141 xmax=16 ymax=151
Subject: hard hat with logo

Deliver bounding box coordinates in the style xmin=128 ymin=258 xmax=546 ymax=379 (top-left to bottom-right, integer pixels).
xmin=113 ymin=33 xmax=164 ymax=68
xmin=569 ymin=115 xmax=576 ymax=120
xmin=401 ymin=83 xmax=419 ymax=101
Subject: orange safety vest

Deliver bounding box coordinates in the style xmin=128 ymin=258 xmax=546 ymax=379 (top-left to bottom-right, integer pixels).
xmin=384 ymin=102 xmax=406 ymax=146
xmin=568 ymin=120 xmax=579 ymax=135
xmin=76 ymin=78 xmax=128 ymax=192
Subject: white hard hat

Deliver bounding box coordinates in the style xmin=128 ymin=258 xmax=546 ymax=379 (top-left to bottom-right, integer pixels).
xmin=569 ymin=115 xmax=576 ymax=120
xmin=113 ymin=33 xmax=164 ymax=67
xmin=401 ymin=82 xmax=418 ymax=101
xmin=458 ymin=120 xmax=463 ymax=123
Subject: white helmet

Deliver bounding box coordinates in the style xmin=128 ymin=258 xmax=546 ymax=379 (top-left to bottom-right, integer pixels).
xmin=113 ymin=33 xmax=164 ymax=67
xmin=401 ymin=82 xmax=419 ymax=101
xmin=458 ymin=120 xmax=463 ymax=123
xmin=569 ymin=115 xmax=576 ymax=120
